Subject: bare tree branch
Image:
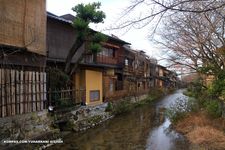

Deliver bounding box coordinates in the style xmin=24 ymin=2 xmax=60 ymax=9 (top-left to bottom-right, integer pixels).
xmin=108 ymin=0 xmax=225 ymax=31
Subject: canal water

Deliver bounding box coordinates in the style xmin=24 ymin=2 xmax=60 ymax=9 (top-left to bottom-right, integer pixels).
xmin=47 ymin=89 xmax=190 ymax=150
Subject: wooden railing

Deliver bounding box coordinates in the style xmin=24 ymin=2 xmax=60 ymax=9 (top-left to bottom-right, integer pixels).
xmin=82 ymin=54 xmax=118 ymax=65
xmin=136 ymin=66 xmax=145 ymax=75
xmin=96 ymin=55 xmax=117 ymax=65
xmin=124 ymin=66 xmax=134 ymax=74
xmin=104 ymin=89 xmax=150 ymax=101
xmin=105 ymin=90 xmax=127 ymax=101
xmin=48 ymin=88 xmax=86 ymax=107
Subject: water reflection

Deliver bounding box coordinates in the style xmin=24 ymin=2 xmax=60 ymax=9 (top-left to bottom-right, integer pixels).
xmin=146 ymin=118 xmax=184 ymax=150
xmin=47 ymin=90 xmax=189 ymax=150
xmin=146 ymin=89 xmax=189 ymax=150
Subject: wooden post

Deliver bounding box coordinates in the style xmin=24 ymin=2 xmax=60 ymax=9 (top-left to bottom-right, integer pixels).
xmin=32 ymin=72 xmax=36 ymax=112
xmin=36 ymin=72 xmax=40 ymax=111
xmin=2 ymin=69 xmax=6 ymax=117
xmin=11 ymin=69 xmax=15 ymax=115
xmin=6 ymin=69 xmax=11 ymax=116
xmin=40 ymin=72 xmax=44 ymax=110
xmin=43 ymin=73 xmax=47 ymax=108
xmin=0 ymin=68 xmax=2 ymax=117
xmin=24 ymin=71 xmax=29 ymax=113
xmin=20 ymin=70 xmax=24 ymax=114
xmin=16 ymin=70 xmax=20 ymax=114
xmin=49 ymin=88 xmax=51 ymax=107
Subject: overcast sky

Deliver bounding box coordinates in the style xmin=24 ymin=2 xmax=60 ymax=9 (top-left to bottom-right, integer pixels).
xmin=47 ymin=0 xmax=163 ymax=62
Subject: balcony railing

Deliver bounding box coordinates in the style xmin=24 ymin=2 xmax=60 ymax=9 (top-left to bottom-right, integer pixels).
xmin=136 ymin=66 xmax=145 ymax=75
xmin=82 ymin=54 xmax=118 ymax=66
xmin=124 ymin=66 xmax=134 ymax=73
xmin=104 ymin=88 xmax=150 ymax=101
xmin=96 ymin=55 xmax=117 ymax=65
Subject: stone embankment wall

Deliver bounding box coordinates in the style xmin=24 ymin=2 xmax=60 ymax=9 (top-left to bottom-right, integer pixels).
xmin=55 ymin=103 xmax=114 ymax=132
xmin=0 ymin=93 xmax=150 ymax=148
xmin=0 ymin=110 xmax=58 ymax=148
xmin=55 ymin=94 xmax=149 ymax=132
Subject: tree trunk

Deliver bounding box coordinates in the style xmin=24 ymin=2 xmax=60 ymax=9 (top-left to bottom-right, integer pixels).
xmin=64 ymin=38 xmax=83 ymax=74
xmin=69 ymin=46 xmax=86 ymax=75
xmin=93 ymin=52 xmax=97 ymax=63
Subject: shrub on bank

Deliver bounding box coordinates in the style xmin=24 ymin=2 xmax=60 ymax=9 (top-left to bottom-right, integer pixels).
xmin=184 ymin=87 xmax=223 ymax=119
xmin=105 ymin=102 xmax=113 ymax=112
xmin=204 ymin=100 xmax=222 ymax=118
xmin=149 ymin=88 xmax=164 ymax=99
xmin=107 ymin=88 xmax=165 ymax=115
xmin=166 ymin=97 xmax=199 ymax=123
xmin=183 ymin=76 xmax=224 ymax=120
xmin=112 ymin=100 xmax=133 ymax=115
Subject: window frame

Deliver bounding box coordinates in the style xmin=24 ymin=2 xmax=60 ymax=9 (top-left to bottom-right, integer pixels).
xmin=90 ymin=90 xmax=100 ymax=102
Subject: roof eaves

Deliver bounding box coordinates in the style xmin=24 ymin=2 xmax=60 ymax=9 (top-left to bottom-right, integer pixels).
xmin=47 ymin=12 xmax=130 ymax=45
xmin=47 ymin=12 xmax=73 ymax=24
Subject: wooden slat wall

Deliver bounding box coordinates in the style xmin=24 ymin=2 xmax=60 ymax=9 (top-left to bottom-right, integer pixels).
xmin=0 ymin=69 xmax=2 ymax=117
xmin=0 ymin=68 xmax=47 ymax=117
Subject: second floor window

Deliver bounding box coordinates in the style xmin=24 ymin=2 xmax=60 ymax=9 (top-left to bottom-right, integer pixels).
xmin=99 ymin=47 xmax=115 ymax=57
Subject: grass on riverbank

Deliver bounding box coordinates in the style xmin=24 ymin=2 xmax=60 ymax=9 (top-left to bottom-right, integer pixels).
xmin=168 ymin=88 xmax=225 ymax=150
xmin=175 ymin=111 xmax=225 ymax=150
xmin=106 ymin=88 xmax=165 ymax=115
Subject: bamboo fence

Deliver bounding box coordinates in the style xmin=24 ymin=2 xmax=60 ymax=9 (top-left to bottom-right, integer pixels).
xmin=0 ymin=68 xmax=47 ymax=117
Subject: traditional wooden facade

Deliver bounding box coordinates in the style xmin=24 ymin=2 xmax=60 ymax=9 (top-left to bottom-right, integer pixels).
xmin=149 ymin=60 xmax=158 ymax=87
xmin=81 ymin=35 xmax=130 ymax=102
xmin=46 ymin=13 xmax=130 ymax=105
xmin=134 ymin=50 xmax=151 ymax=92
xmin=0 ymin=2 xmax=179 ymax=118
xmin=47 ymin=12 xmax=78 ymax=64
xmin=46 ymin=12 xmax=179 ymax=105
xmin=122 ymin=47 xmax=153 ymax=98
xmin=47 ymin=12 xmax=86 ymax=105
xmin=154 ymin=65 xmax=178 ymax=89
xmin=167 ymin=70 xmax=178 ymax=88
xmin=0 ymin=0 xmax=47 ymax=117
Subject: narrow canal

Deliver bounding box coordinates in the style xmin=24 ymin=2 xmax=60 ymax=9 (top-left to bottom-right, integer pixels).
xmin=48 ymin=89 xmax=190 ymax=150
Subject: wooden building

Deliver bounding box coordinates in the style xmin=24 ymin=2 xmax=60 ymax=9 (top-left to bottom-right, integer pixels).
xmin=46 ymin=13 xmax=130 ymax=105
xmin=81 ymin=35 xmax=130 ymax=102
xmin=46 ymin=12 xmax=179 ymax=106
xmin=149 ymin=60 xmax=158 ymax=87
xmin=123 ymin=46 xmax=136 ymax=94
xmin=154 ymin=64 xmax=178 ymax=89
xmin=134 ymin=50 xmax=151 ymax=92
xmin=0 ymin=0 xmax=47 ymax=117
xmin=47 ymin=12 xmax=85 ymax=105
xmin=122 ymin=47 xmax=153 ymax=97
